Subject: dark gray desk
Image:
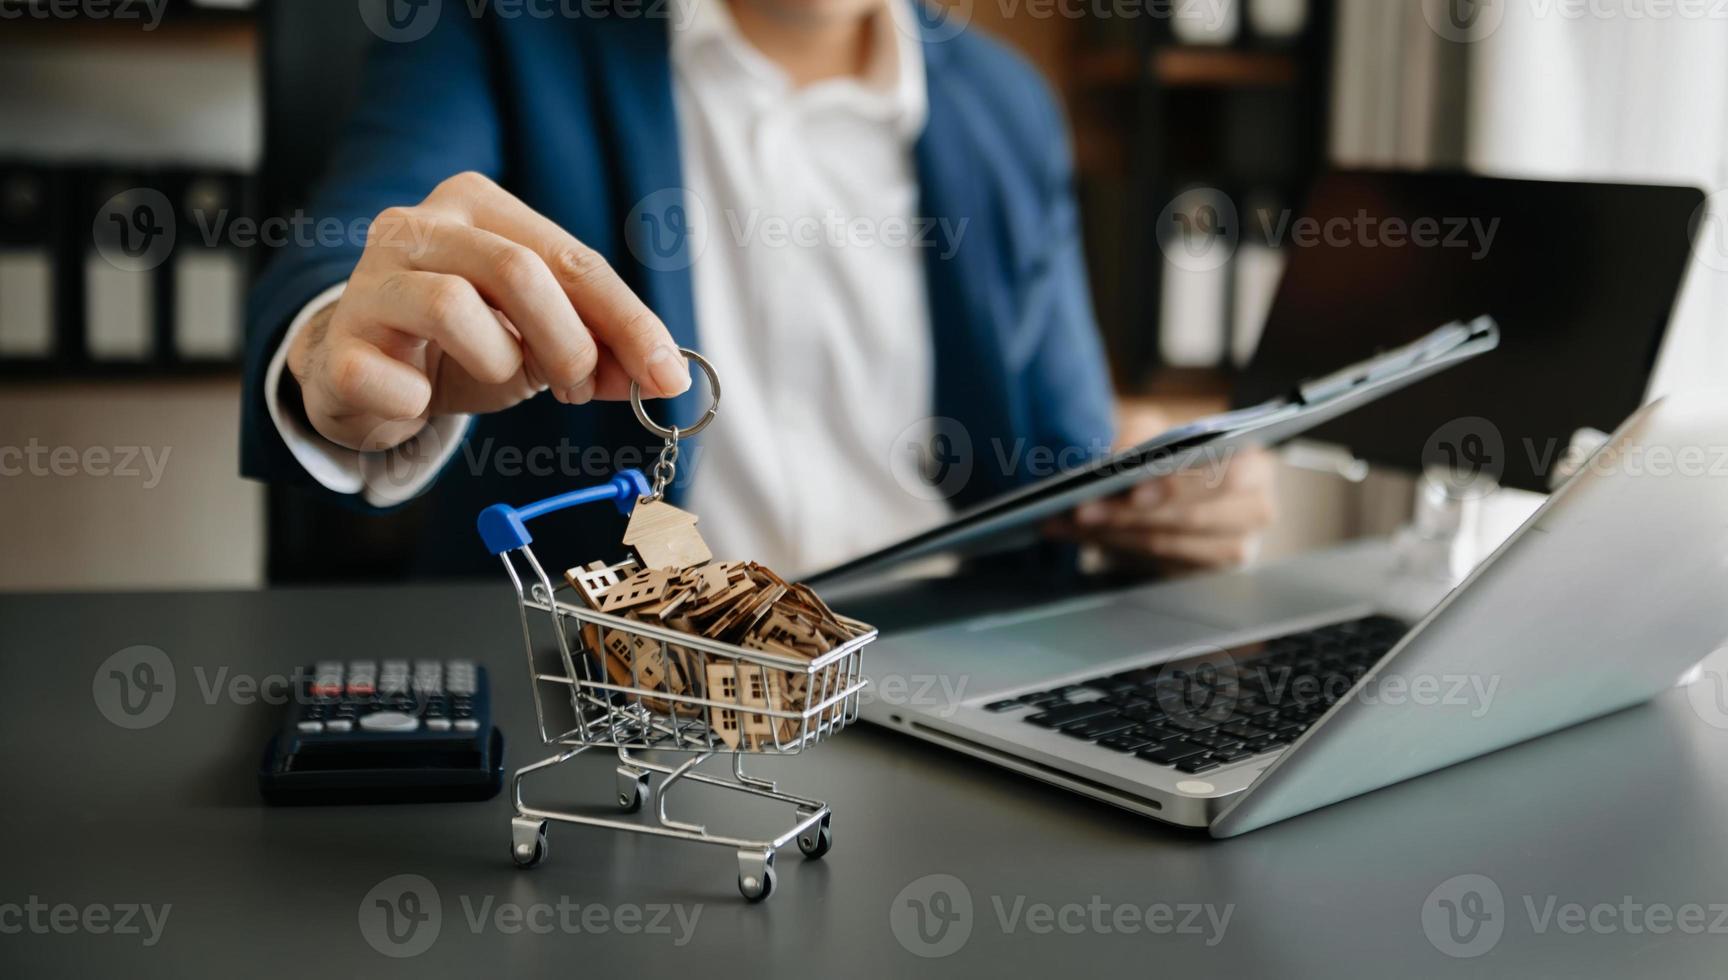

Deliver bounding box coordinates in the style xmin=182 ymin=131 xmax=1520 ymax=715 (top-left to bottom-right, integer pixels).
xmin=6 ymin=584 xmax=1728 ymax=978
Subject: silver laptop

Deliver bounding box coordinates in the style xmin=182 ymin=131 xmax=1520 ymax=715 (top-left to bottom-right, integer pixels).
xmin=856 ymin=392 xmax=1728 ymax=836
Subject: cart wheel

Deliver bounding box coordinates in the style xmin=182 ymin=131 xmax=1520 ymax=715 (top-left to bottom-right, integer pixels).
xmin=797 ymin=812 xmax=833 ymax=860
xmin=737 ymin=850 xmax=776 ymax=903
xmin=616 ymin=766 xmax=650 ymax=813
xmin=511 ymin=818 xmax=549 ymax=869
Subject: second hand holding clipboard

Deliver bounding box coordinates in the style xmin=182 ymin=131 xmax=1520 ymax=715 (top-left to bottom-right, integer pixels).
xmin=810 ymin=316 xmax=1502 ymax=585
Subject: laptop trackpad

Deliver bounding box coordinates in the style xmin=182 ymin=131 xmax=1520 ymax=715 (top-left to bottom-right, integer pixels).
xmin=1124 ymin=556 xmax=1384 ymax=632
xmin=941 ymin=601 xmax=1228 ymax=692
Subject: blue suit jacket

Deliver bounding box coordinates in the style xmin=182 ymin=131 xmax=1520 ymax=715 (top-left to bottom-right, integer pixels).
xmin=242 ymin=5 xmax=1114 ymax=577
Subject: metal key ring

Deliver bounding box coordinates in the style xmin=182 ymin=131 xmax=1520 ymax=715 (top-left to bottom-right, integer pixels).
xmin=630 ymin=348 xmax=721 ymax=439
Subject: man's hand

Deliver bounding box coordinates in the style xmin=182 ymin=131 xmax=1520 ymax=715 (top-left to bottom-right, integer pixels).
xmin=286 ymin=171 xmax=691 ymax=453
xmin=1046 ymin=447 xmax=1277 ymax=571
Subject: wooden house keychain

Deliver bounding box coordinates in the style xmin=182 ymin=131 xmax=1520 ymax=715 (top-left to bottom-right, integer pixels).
xmin=621 ymin=347 xmax=720 ymax=571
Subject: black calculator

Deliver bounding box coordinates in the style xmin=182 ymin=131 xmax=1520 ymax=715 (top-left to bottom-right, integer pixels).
xmin=258 ymin=658 xmax=504 ymax=805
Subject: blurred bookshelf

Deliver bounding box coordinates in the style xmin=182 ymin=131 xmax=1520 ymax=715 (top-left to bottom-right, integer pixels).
xmin=0 ymin=0 xmax=260 ymax=380
xmin=974 ymin=0 xmax=1336 ymax=400
xmin=0 ymin=0 xmax=1337 ymax=397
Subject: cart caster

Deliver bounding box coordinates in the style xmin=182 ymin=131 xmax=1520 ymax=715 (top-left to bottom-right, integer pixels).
xmin=737 ymin=850 xmax=776 ymax=903
xmin=616 ymin=766 xmax=651 ymax=813
xmin=511 ymin=817 xmax=549 ymax=869
xmin=796 ymin=811 xmax=833 ymax=860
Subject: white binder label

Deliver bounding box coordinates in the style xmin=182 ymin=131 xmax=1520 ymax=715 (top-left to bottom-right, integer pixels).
xmin=85 ymin=252 xmax=153 ymax=360
xmin=0 ymin=250 xmax=53 ymax=357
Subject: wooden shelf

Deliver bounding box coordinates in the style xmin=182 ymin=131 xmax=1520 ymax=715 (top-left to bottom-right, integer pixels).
xmin=0 ymin=12 xmax=255 ymax=50
xmin=1075 ymin=46 xmax=1300 ymax=91
xmin=1155 ymin=47 xmax=1298 ymax=88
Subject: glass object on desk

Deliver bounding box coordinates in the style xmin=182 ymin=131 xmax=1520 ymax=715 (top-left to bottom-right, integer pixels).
xmin=1384 ymin=465 xmax=1499 ymax=619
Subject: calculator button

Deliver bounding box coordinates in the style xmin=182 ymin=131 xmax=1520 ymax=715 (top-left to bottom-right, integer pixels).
xmin=324 ymin=719 xmax=353 ymax=733
xmin=446 ymin=662 xmax=477 ymax=695
xmin=412 ymin=662 xmax=443 ymax=695
xmin=454 ymin=719 xmax=480 ymax=732
xmin=296 ymin=720 xmax=325 ymax=734
xmin=425 ymin=718 xmax=452 ymax=732
xmin=359 ymin=711 xmax=421 ymax=732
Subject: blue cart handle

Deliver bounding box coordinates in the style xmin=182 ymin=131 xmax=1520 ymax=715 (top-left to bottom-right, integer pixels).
xmin=476 ymin=469 xmax=652 ymax=555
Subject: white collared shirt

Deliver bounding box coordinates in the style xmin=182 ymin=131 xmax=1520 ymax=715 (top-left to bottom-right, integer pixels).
xmin=265 ymin=0 xmax=947 ymax=574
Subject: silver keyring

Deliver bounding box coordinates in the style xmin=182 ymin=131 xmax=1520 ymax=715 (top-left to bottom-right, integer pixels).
xmin=630 ymin=348 xmax=720 ymax=439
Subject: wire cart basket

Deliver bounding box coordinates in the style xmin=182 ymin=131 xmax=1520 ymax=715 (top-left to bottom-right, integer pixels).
xmin=478 ymin=469 xmax=875 ymax=902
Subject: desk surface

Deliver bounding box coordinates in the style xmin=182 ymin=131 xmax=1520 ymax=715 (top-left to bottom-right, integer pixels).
xmin=6 ymin=583 xmax=1728 ymax=978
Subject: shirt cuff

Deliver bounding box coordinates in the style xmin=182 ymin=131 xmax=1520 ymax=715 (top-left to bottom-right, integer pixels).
xmin=263 ymin=282 xmax=472 ymax=508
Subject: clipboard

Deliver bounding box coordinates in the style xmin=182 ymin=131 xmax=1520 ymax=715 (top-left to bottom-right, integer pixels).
xmin=809 ymin=316 xmax=1501 ymax=585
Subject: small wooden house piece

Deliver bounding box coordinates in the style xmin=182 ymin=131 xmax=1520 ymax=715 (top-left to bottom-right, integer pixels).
xmin=623 ymin=500 xmax=712 ymax=570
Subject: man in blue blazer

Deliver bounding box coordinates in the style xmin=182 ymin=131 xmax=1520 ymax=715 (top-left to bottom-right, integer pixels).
xmin=242 ymin=0 xmax=1273 ymax=578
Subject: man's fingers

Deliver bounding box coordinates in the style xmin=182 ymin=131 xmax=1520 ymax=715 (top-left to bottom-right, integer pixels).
xmin=304 ymin=338 xmax=433 ymax=448
xmin=349 ymin=271 xmax=523 ymax=387
xmin=1094 ymin=491 xmax=1275 ymax=536
xmin=436 ymin=172 xmax=689 ymax=398
xmin=430 ymin=353 xmax=543 ymax=416
xmin=1162 ymin=448 xmax=1275 ymax=501
xmin=1098 ymin=529 xmax=1258 ymax=570
xmin=405 ymin=220 xmax=597 ymax=399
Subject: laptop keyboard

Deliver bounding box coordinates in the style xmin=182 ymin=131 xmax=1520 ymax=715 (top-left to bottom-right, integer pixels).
xmin=984 ymin=615 xmax=1409 ymax=776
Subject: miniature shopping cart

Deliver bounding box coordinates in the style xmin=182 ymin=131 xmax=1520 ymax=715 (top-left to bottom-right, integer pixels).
xmin=477 ymin=470 xmax=875 ymax=902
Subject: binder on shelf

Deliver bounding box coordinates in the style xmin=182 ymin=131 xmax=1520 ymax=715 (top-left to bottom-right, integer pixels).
xmin=172 ymin=172 xmax=247 ymax=361
xmin=1159 ymin=254 xmax=1231 ymax=367
xmin=1156 ymin=185 xmax=1235 ymax=368
xmin=0 ymin=166 xmax=59 ymax=360
xmin=83 ymin=173 xmax=166 ymax=363
xmin=1171 ymin=0 xmax=1241 ymax=46
xmin=1248 ymin=0 xmax=1310 ymax=41
xmin=1231 ymin=240 xmax=1285 ymax=367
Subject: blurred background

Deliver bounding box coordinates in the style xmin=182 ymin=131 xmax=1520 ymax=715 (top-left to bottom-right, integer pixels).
xmin=3 ymin=0 xmax=1726 ymax=590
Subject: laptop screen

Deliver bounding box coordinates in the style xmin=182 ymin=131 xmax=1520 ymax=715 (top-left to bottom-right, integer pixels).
xmin=1232 ymin=170 xmax=1702 ymax=493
